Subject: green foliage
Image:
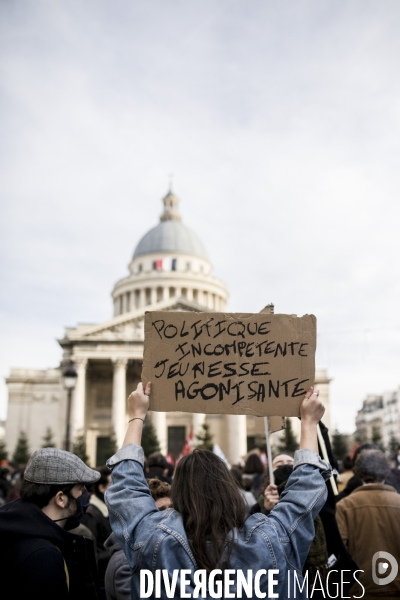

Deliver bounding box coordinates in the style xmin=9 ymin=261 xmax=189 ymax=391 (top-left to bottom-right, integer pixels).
xmin=388 ymin=432 xmax=399 ymax=458
xmin=195 ymin=422 xmax=214 ymax=451
xmin=331 ymin=429 xmax=349 ymax=461
xmin=354 ymin=428 xmax=368 ymax=445
xmin=41 ymin=427 xmax=56 ymax=448
xmin=12 ymin=431 xmax=31 ymax=466
xmin=141 ymin=420 xmax=160 ymax=457
xmin=73 ymin=434 xmax=89 ymax=464
xmin=0 ymin=439 xmax=8 ymax=462
xmin=278 ymin=418 xmax=299 ymax=453
xmin=371 ymin=425 xmax=384 ymax=451
xmin=371 ymin=425 xmax=382 ymax=444
xmin=96 ymin=431 xmax=118 ymax=466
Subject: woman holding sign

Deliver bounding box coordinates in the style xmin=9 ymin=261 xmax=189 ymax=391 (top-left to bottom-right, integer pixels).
xmin=105 ymin=384 xmax=331 ymax=599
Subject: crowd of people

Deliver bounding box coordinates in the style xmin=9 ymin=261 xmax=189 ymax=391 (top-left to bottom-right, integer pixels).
xmin=0 ymin=383 xmax=399 ymax=600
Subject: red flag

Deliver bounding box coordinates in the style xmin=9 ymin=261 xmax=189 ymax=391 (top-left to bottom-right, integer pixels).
xmin=260 ymin=451 xmax=267 ymax=466
xmin=179 ymin=426 xmax=194 ymax=459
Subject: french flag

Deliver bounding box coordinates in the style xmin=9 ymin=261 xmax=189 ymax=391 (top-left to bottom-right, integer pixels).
xmin=153 ymin=258 xmax=177 ymax=271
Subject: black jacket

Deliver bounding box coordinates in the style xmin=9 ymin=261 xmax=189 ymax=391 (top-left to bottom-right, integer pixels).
xmin=81 ymin=498 xmax=112 ymax=589
xmin=104 ymin=532 xmax=131 ymax=600
xmin=0 ymin=499 xmax=100 ymax=600
xmin=317 ymin=422 xmax=359 ymax=599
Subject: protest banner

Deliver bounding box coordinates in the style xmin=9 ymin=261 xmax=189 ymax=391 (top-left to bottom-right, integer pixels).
xmin=142 ymin=311 xmax=316 ymax=417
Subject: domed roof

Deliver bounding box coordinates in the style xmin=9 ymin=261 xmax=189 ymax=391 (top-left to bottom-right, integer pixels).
xmin=133 ymin=220 xmax=209 ymax=259
xmin=133 ymin=192 xmax=209 ymax=260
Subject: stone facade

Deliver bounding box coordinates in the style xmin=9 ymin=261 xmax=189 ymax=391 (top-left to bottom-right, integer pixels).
xmin=355 ymin=388 xmax=400 ymax=448
xmin=5 ymin=368 xmax=64 ymax=451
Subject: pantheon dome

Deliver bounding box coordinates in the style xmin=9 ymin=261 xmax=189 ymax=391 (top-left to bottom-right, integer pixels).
xmin=133 ymin=193 xmax=209 ymax=261
xmin=112 ymin=191 xmax=228 ymax=316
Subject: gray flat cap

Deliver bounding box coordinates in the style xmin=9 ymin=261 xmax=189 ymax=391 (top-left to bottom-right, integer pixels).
xmin=24 ymin=448 xmax=101 ymax=485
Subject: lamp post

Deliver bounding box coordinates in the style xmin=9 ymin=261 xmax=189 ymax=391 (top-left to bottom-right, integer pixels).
xmin=62 ymin=361 xmax=77 ymax=452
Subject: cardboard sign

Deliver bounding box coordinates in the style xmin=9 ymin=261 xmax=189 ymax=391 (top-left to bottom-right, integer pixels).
xmin=142 ymin=311 xmax=316 ymax=417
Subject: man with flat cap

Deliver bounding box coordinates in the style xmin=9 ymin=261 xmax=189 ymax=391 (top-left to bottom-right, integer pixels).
xmin=0 ymin=448 xmax=102 ymax=600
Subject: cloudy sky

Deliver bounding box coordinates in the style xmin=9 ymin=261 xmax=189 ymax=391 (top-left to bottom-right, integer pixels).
xmin=1 ymin=0 xmax=400 ymax=434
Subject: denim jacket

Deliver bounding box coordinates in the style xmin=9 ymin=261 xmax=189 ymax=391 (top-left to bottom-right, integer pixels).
xmin=106 ymin=446 xmax=331 ymax=599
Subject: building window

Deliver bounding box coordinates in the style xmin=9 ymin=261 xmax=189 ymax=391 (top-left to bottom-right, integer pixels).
xmin=157 ymin=287 xmax=163 ymax=302
xmin=138 ymin=264 xmax=143 ymax=273
xmin=96 ymin=437 xmax=112 ymax=466
xmin=135 ymin=289 xmax=140 ymax=308
xmin=247 ymin=434 xmax=266 ymax=453
xmin=247 ymin=436 xmax=256 ymax=452
xmin=186 ymin=262 xmax=191 ymax=271
xmin=169 ymin=286 xmax=175 ymax=298
xmin=193 ymin=289 xmax=198 ymax=303
xmin=145 ymin=288 xmax=151 ymax=305
xmin=182 ymin=288 xmax=187 ymax=299
xmin=168 ymin=426 xmax=186 ymax=459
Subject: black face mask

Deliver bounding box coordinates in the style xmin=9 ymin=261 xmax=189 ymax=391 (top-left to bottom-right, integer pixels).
xmin=73 ymin=489 xmax=90 ymax=522
xmin=54 ymin=489 xmax=90 ymax=530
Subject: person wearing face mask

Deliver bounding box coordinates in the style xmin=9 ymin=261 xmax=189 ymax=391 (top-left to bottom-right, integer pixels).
xmin=82 ymin=466 xmax=113 ymax=599
xmin=0 ymin=447 xmax=101 ymax=600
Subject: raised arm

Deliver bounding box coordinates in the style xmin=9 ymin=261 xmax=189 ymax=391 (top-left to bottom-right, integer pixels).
xmin=299 ymin=387 xmax=325 ymax=452
xmin=105 ymin=382 xmax=164 ymax=571
xmin=264 ymin=388 xmax=331 ymax=568
xmin=122 ymin=381 xmax=151 ymax=447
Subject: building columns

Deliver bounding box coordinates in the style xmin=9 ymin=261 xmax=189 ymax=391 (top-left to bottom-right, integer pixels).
xmin=151 ymin=411 xmax=167 ymax=455
xmin=71 ymin=358 xmax=88 ymax=442
xmin=192 ymin=413 xmax=206 ymax=439
xmin=224 ymin=414 xmax=247 ymax=464
xmin=112 ymin=358 xmax=128 ymax=448
xmin=86 ymin=428 xmax=98 ymax=468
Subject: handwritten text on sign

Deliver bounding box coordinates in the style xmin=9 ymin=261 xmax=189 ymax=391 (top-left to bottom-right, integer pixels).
xmin=142 ymin=312 xmax=316 ymax=417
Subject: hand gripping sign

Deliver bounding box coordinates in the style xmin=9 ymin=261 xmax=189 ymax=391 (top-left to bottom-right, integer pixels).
xmin=142 ymin=311 xmax=316 ymax=417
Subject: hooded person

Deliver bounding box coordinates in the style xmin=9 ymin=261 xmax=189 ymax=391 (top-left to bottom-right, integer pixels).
xmin=0 ymin=447 xmax=101 ymax=600
xmin=82 ymin=465 xmax=112 ymax=598
xmin=336 ymin=449 xmax=400 ymax=598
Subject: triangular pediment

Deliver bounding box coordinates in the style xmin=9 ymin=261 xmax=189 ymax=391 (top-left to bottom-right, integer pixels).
xmin=59 ymin=298 xmax=209 ymax=342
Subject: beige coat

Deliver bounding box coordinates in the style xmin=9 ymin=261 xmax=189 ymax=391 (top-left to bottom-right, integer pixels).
xmin=336 ymin=483 xmax=400 ymax=598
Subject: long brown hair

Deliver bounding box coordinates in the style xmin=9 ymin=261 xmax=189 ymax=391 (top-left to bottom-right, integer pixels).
xmin=171 ymin=449 xmax=246 ymax=573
